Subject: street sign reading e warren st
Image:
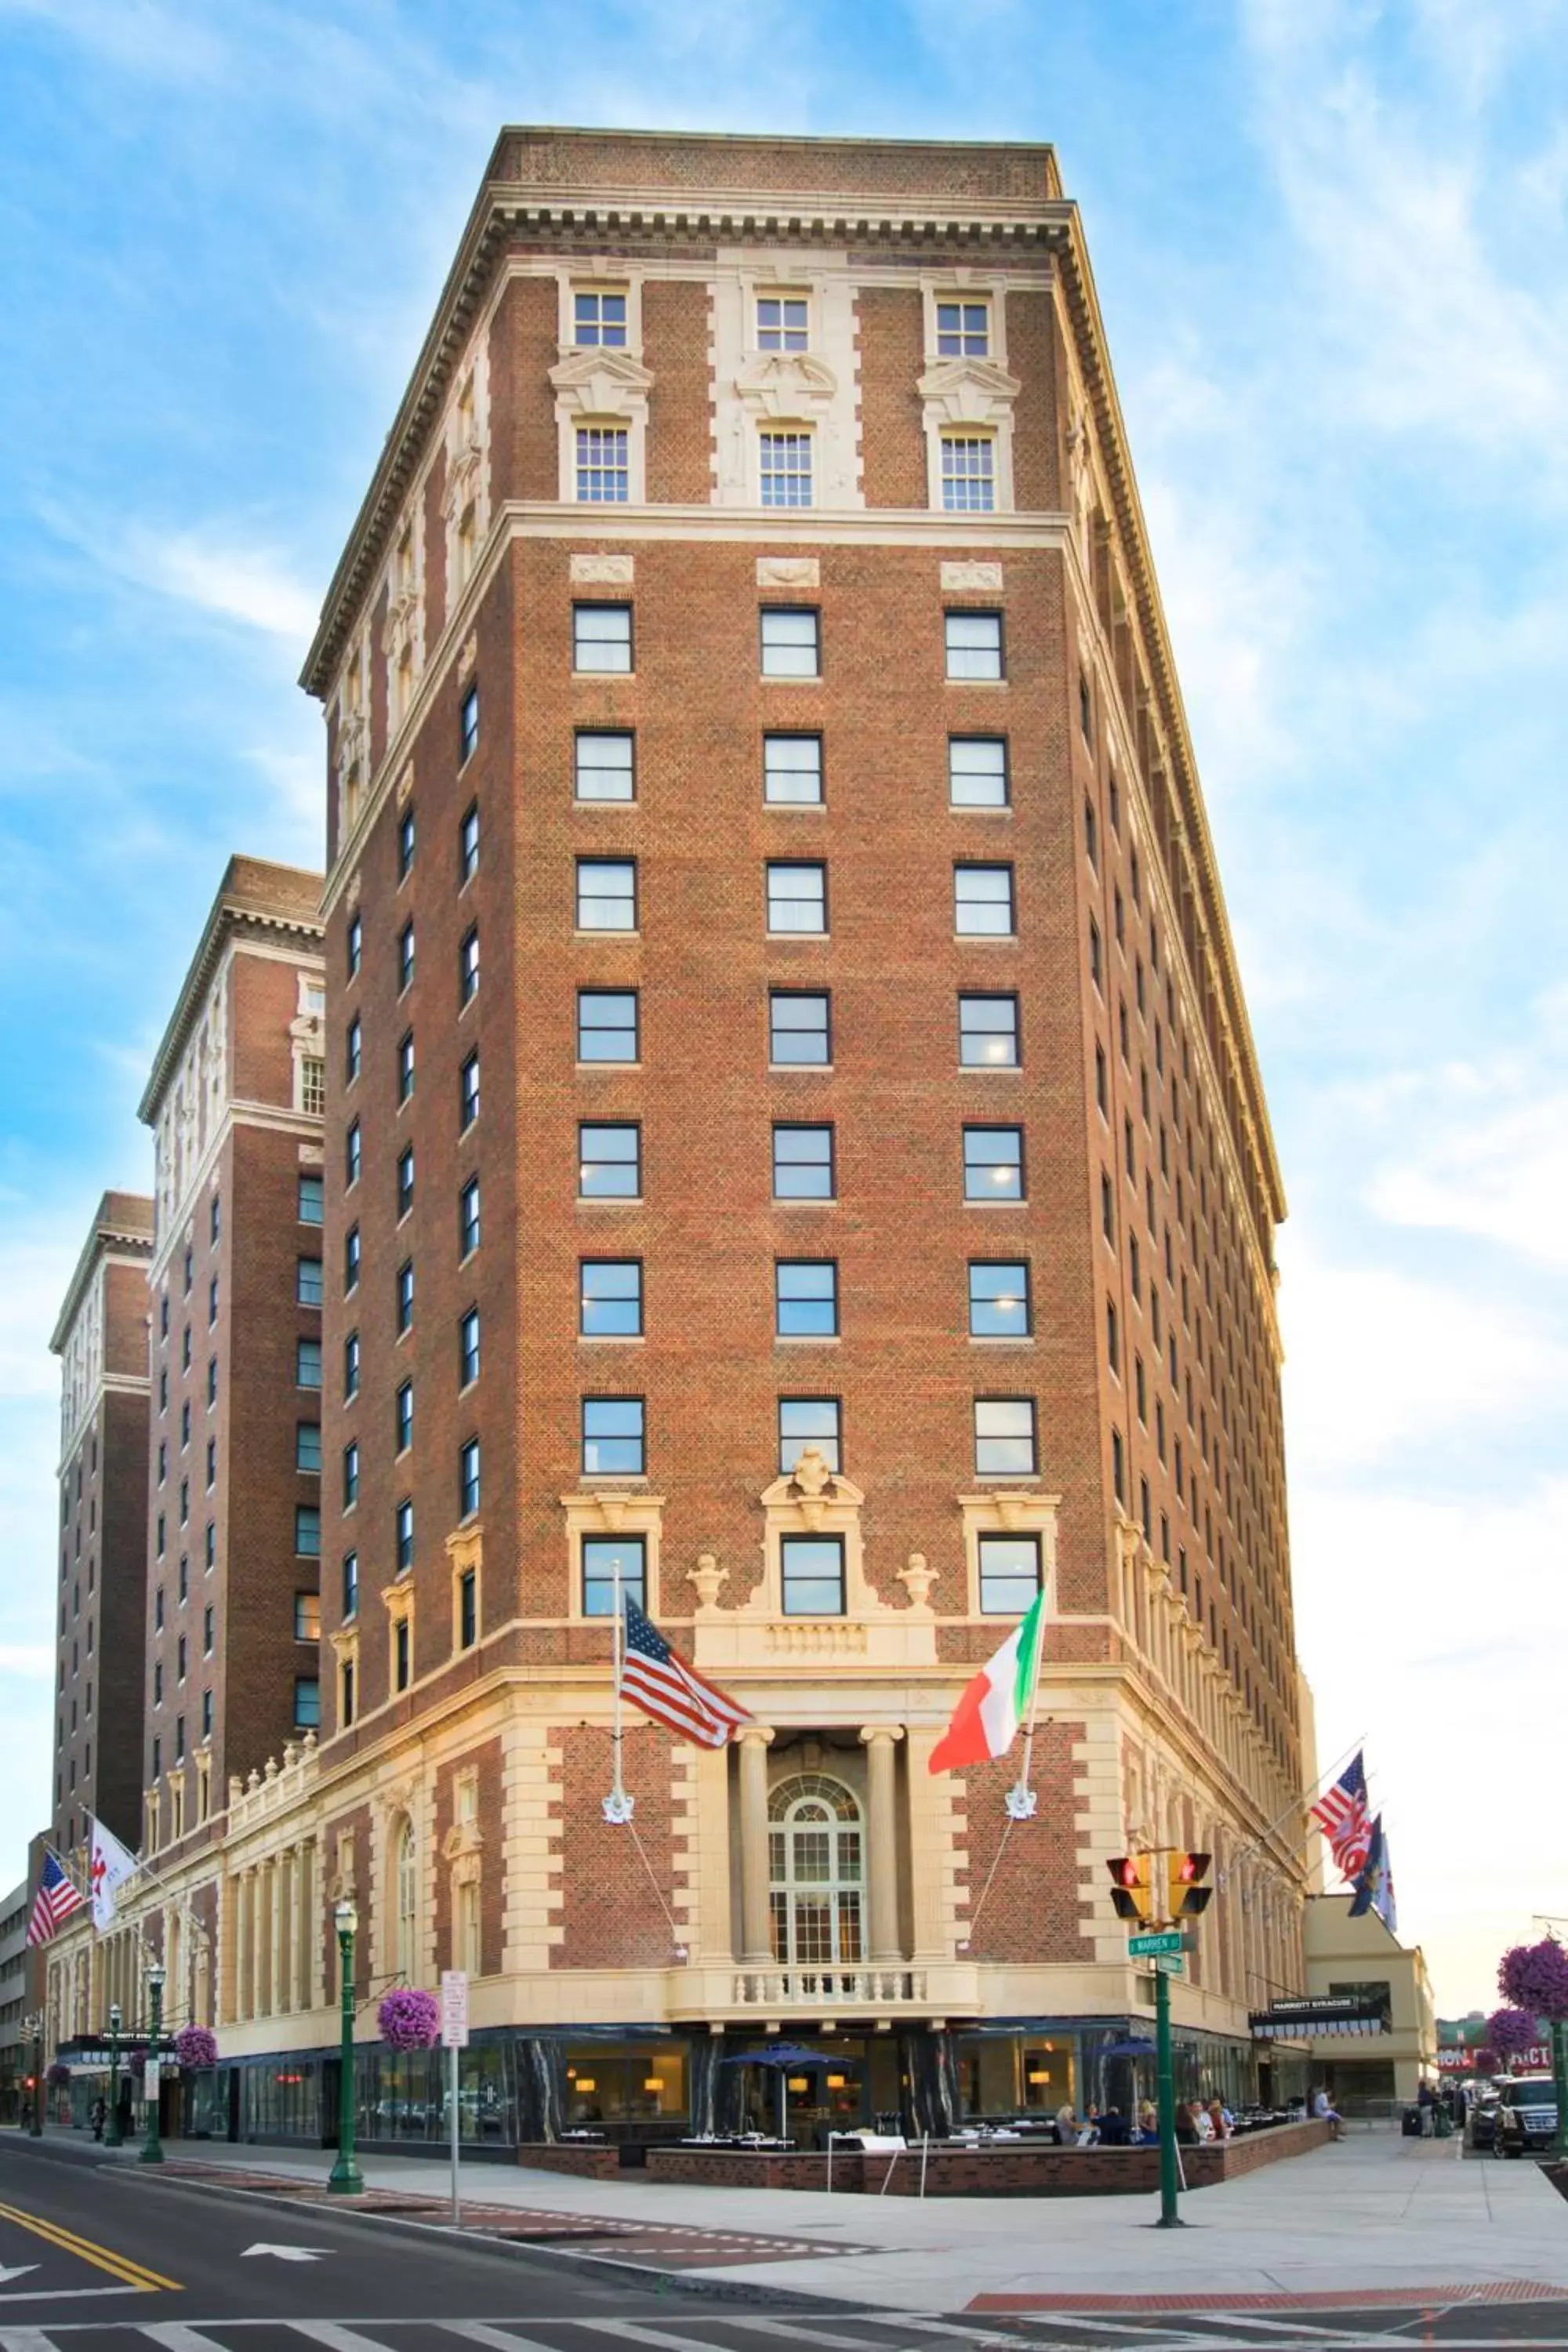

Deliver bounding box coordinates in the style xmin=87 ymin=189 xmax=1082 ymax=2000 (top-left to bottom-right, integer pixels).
xmin=1127 ymin=1929 xmax=1185 ymax=1956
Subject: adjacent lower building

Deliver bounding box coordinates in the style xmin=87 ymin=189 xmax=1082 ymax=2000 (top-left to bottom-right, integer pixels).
xmin=40 ymin=128 xmax=1314 ymax=2147
xmin=1301 ymin=1894 xmax=1437 ymax=2111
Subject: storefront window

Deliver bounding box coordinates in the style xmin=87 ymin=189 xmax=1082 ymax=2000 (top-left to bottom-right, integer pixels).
xmin=563 ymin=2046 xmax=686 ymax=2127
xmin=1020 ymin=2042 xmax=1073 ymax=2111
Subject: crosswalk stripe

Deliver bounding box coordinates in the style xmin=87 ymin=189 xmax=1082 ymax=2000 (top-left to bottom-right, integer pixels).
xmin=728 ymin=2320 xmax=913 ymax=2351
xmin=570 ymin=2321 xmax=750 ymax=2352
xmin=136 ymin=2329 xmax=235 ymax=2352
xmin=288 ymin=2328 xmax=416 ymax=2352
xmin=0 ymin=2328 xmax=60 ymax=2352
xmin=440 ymin=2325 xmax=573 ymax=2352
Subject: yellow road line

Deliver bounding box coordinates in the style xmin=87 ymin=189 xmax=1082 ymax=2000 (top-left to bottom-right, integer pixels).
xmin=0 ymin=2201 xmax=180 ymax=2292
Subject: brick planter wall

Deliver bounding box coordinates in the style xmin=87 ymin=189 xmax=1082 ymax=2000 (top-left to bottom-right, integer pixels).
xmin=516 ymin=2143 xmax=624 ymax=2180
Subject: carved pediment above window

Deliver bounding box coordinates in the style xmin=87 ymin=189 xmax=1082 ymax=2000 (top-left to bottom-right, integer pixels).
xmin=549 ymin=347 xmax=655 ymax=419
xmin=444 ymin=430 xmax=483 ymax=520
xmin=336 ymin=705 xmax=368 ymax=783
xmin=382 ymin=583 xmax=419 ymax=663
xmin=917 ymin=354 xmax=1022 ymax=429
xmin=441 ymin=1819 xmax=484 ymax=1864
xmin=734 ymin=350 xmax=837 ymax=421
xmin=758 ymin=1446 xmax=865 ymax=1524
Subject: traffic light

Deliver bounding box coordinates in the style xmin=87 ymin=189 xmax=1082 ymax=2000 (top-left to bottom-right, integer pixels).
xmin=1167 ymin=1850 xmax=1213 ymax=1919
xmin=1107 ymin=1854 xmax=1153 ymax=1921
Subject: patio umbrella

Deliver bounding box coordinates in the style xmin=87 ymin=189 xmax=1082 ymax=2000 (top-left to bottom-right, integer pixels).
xmin=716 ymin=2042 xmax=837 ymax=2140
xmin=1100 ymin=2038 xmax=1156 ymax=2059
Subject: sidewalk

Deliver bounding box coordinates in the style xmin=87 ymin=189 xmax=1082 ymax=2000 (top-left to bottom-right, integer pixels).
xmin=64 ymin=2124 xmax=1568 ymax=2314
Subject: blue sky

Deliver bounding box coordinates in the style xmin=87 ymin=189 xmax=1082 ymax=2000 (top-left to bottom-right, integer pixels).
xmin=2 ymin=0 xmax=1566 ymax=2013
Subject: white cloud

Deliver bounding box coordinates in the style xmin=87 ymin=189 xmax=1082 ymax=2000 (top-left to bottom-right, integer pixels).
xmin=1371 ymin=1087 xmax=1568 ymax=1269
xmin=105 ymin=524 xmax=319 ymax=643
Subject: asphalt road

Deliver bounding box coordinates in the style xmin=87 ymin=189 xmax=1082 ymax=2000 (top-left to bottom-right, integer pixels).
xmin=4 ymin=2139 xmax=1568 ymax=2352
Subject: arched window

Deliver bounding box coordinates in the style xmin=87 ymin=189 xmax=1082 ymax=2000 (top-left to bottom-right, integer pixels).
xmin=394 ymin=1817 xmax=417 ymax=1983
xmin=768 ymin=1773 xmax=862 ymax=1969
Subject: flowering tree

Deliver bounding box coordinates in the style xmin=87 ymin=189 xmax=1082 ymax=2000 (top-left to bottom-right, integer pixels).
xmin=175 ymin=2026 xmax=219 ymax=2071
xmin=1487 ymin=2006 xmax=1536 ymax=2063
xmin=1473 ymin=2045 xmax=1500 ymax=2075
xmin=1499 ymin=1940 xmax=1568 ymax=2021
xmin=377 ymin=1987 xmax=440 ymax=2051
xmin=45 ymin=2061 xmax=70 ymax=2087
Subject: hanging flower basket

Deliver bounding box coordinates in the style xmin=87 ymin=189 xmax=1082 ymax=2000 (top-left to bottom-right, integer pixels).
xmin=176 ymin=2026 xmax=219 ymax=2071
xmin=45 ymin=2061 xmax=70 ymax=2087
xmin=129 ymin=2048 xmax=147 ymax=2078
xmin=1488 ymin=2003 xmax=1537 ymax=2059
xmin=1473 ymin=2045 xmax=1500 ymax=2075
xmin=1499 ymin=1939 xmax=1568 ymax=2023
xmin=377 ymin=1987 xmax=440 ymax=2051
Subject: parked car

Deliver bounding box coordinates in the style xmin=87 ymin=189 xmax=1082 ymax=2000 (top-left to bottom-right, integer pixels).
xmin=1467 ymin=2092 xmax=1501 ymax=2152
xmin=1497 ymin=2076 xmax=1556 ymax=2156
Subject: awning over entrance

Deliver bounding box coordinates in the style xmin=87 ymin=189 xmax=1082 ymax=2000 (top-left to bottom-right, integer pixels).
xmin=1250 ymin=1995 xmax=1386 ymax=2039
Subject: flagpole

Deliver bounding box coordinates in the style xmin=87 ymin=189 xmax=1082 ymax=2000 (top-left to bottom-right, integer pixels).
xmin=1218 ymin=1734 xmax=1368 ymax=1889
xmin=1004 ymin=1588 xmax=1049 ymax=1822
xmin=603 ymin=1557 xmax=634 ymax=1824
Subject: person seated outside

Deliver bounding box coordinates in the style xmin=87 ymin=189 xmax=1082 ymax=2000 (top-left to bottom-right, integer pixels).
xmin=1174 ymin=2101 xmax=1200 ymax=2147
xmin=1136 ymin=2099 xmax=1159 ymax=2143
xmin=1312 ymin=2085 xmax=1345 ymax=2141
xmin=1192 ymin=2100 xmax=1214 ymax=2142
xmin=1207 ymin=2098 xmax=1231 ymax=2142
xmin=1054 ymin=2100 xmax=1080 ymax=2146
xmin=1094 ymin=2104 xmax=1130 ymax=2146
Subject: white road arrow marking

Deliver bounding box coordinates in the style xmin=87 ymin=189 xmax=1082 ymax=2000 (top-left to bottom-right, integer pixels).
xmin=238 ymin=2245 xmax=332 ymax=2263
xmin=0 ymin=2274 xmax=35 ymax=2289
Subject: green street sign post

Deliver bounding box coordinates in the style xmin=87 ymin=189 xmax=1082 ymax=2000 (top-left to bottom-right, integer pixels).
xmin=1128 ymin=1929 xmax=1185 ymax=1957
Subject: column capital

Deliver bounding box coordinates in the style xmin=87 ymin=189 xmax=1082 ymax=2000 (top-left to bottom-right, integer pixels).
xmin=858 ymin=1724 xmax=906 ymax=1749
xmin=737 ymin=1725 xmax=775 ymax=1751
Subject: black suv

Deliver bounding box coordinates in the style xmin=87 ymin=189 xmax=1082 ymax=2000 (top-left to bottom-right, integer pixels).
xmin=1497 ymin=2076 xmax=1556 ymax=2156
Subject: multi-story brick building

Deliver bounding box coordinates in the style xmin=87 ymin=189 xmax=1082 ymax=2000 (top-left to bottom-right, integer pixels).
xmin=49 ymin=1190 xmax=154 ymax=1856
xmin=42 ymin=130 xmax=1312 ymax=2139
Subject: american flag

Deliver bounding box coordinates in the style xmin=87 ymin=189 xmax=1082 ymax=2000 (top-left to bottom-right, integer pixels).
xmin=27 ymin=1849 xmax=86 ymax=1948
xmin=1310 ymin=1751 xmax=1374 ymax=1879
xmin=620 ymin=1597 xmax=751 ymax=1748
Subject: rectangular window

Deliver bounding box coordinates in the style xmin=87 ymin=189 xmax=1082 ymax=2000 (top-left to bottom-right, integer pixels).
xmin=946 ymin=609 xmax=1004 ymax=681
xmin=969 ymin=1261 xmax=1031 ymax=1338
xmin=345 ymin=1015 xmax=361 ymax=1085
xmin=346 ymin=1116 xmax=363 ymax=1184
xmin=397 ymin=1145 xmax=415 ymax=1218
xmin=760 ymin=430 xmax=812 ymax=507
xmin=936 ymin=298 xmax=989 ymax=357
xmin=757 ymin=293 xmax=808 ymax=350
xmin=975 ymin=1396 xmax=1037 ymax=1475
xmin=396 ymin=1259 xmax=414 ymax=1334
xmin=301 ymin=1056 xmax=326 ymax=1116
xmin=295 ymin=1505 xmax=321 ymax=1559
xmin=580 ymin=1258 xmax=641 ymax=1338
xmin=342 ymin=1443 xmax=359 ymax=1509
xmin=203 ymin=1603 xmax=214 ymax=1650
xmin=296 ymin=1422 xmax=321 ymax=1474
xmin=398 ymin=918 xmax=415 ymax=991
xmin=772 ymin=1123 xmax=833 ymax=1200
xmin=347 ymin=912 xmax=362 ymax=978
xmin=573 ymin=603 xmax=633 ymax=674
xmin=208 ymin=1275 xmax=219 ymax=1327
xmin=460 ymin=1049 xmax=481 ymax=1131
xmin=579 ymin=989 xmax=638 ymax=1062
xmin=779 ymin=1396 xmax=840 ymax=1475
xmin=577 ymin=857 xmax=637 ymax=931
xmin=576 ymin=424 xmax=630 ymax=503
xmin=583 ymin=1396 xmax=645 ymax=1475
xmin=964 ymin=1125 xmax=1024 ymax=1201
xmin=293 ymin=1678 xmax=321 ymax=1730
xmin=459 ymin=800 xmax=479 ymax=884
xmin=959 ymin=993 xmax=1019 ymax=1067
xmin=458 ymin=1568 xmax=477 ymax=1650
xmin=579 ymin=1122 xmax=641 ymax=1199
xmin=760 ymin=606 xmax=819 ymax=679
xmin=574 ymin=289 xmax=627 ymax=347
xmin=296 ymin=1257 xmax=324 ymax=1308
xmin=342 ymin=1551 xmax=359 ymax=1619
xmin=394 ymin=1497 xmax=414 ymax=1574
xmin=766 ymin=860 xmax=826 ymax=934
xmin=583 ymin=1532 xmax=645 ymax=1616
xmin=942 ymin=434 xmax=996 ymax=512
xmin=459 ymin=926 xmax=479 ymax=1006
xmin=397 ymin=808 xmax=416 ymax=882
xmin=949 ymin=736 xmax=1008 ymax=808
xmin=978 ymin=1531 xmax=1040 ymax=1614
xmin=459 ymin=1177 xmax=481 ymax=1259
xmin=781 ymin=1533 xmax=844 ymax=1616
xmin=460 ymin=683 xmax=479 ymax=764
xmin=210 ymin=1193 xmax=221 ymax=1245
xmin=776 ymin=1260 xmax=837 ymax=1338
xmin=763 ymin=733 xmax=823 ymax=805
xmin=769 ymin=989 xmax=830 ymax=1066
xmin=955 ymin=863 xmax=1014 ymax=935
xmin=397 ymin=1033 xmax=414 ymax=1105
xmin=394 ymin=1617 xmax=411 ymax=1692
xmin=296 ymin=1338 xmax=322 ymax=1390
xmin=459 ymin=1438 xmax=481 ymax=1519
xmin=575 ymin=729 xmax=635 ymax=803
xmin=343 ymin=1223 xmax=361 ymax=1294
xmin=204 ymin=1522 xmax=216 ymax=1570
xmin=459 ymin=1306 xmax=480 ymax=1387
xmin=394 ymin=1379 xmax=413 ymax=1455
xmin=298 ymin=1172 xmax=324 ymax=1225
xmin=294 ymin=1592 xmax=321 ymax=1643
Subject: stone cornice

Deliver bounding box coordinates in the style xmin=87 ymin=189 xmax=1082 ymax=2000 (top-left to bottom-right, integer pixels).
xmin=139 ymin=869 xmax=325 ymax=1128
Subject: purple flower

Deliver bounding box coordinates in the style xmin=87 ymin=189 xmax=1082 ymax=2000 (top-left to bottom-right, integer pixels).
xmin=1498 ymin=1939 xmax=1568 ymax=2023
xmin=1473 ymin=2045 xmax=1500 ymax=2074
xmin=1488 ymin=2003 xmax=1540 ymax=2056
xmin=176 ymin=2026 xmax=219 ymax=2071
xmin=377 ymin=1987 xmax=440 ymax=2051
xmin=45 ymin=2061 xmax=70 ymax=2086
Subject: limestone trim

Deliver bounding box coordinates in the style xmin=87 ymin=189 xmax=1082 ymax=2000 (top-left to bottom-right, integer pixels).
xmin=382 ymin=1574 xmax=415 ymax=1701
xmin=744 ymin=1447 xmax=877 ymax=1619
xmin=331 ymin=1624 xmax=360 ymax=1731
xmin=447 ymin=1521 xmax=484 ymax=1657
xmin=917 ymin=355 xmax=1022 ymax=514
xmin=956 ymin=1487 xmax=1061 ymax=1620
xmin=712 ymin=256 xmax=862 ymax=510
xmin=559 ymin=1489 xmax=666 ymax=1621
xmin=549 ymin=347 xmax=655 ymax=507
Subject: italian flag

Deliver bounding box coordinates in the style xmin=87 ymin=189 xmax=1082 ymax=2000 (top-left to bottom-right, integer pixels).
xmin=928 ymin=1589 xmax=1047 ymax=1773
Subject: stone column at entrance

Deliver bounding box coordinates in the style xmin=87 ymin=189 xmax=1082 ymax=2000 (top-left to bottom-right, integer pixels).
xmin=736 ymin=1726 xmax=775 ymax=1964
xmin=860 ymin=1726 xmax=904 ymax=1962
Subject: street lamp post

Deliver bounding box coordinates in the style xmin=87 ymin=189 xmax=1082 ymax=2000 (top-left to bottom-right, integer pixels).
xmin=140 ymin=1965 xmax=165 ymax=2165
xmin=327 ymin=1897 xmax=363 ymax=2195
xmin=24 ymin=2016 xmax=42 ymax=2136
xmin=105 ymin=2003 xmax=123 ymax=2148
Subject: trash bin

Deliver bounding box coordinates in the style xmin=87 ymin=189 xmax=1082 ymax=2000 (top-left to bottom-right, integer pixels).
xmin=1402 ymin=2106 xmax=1423 ymax=2137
